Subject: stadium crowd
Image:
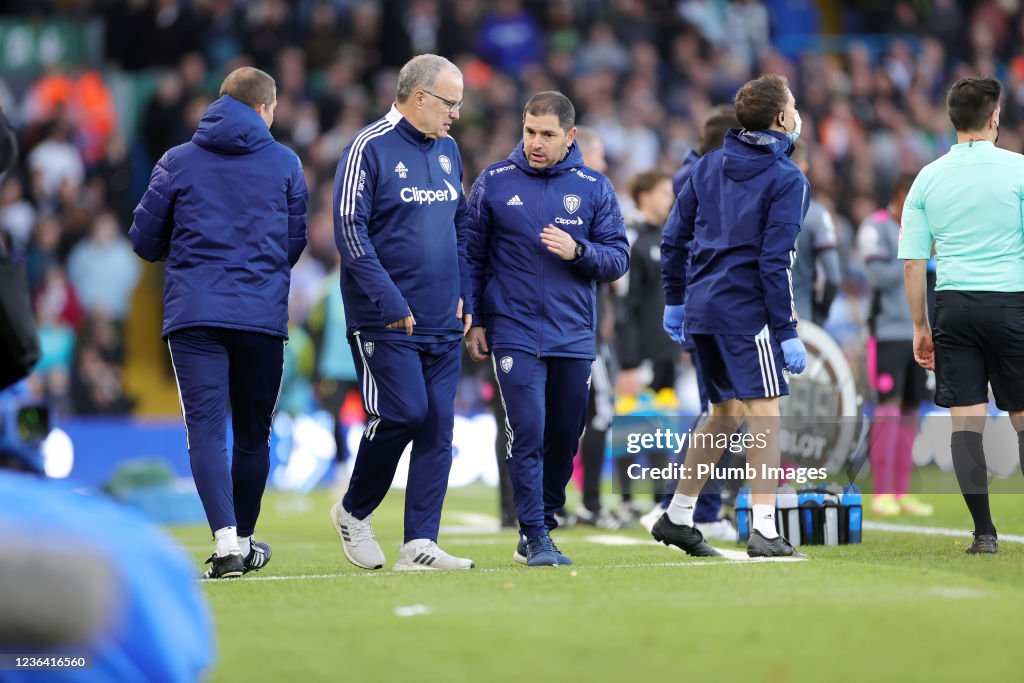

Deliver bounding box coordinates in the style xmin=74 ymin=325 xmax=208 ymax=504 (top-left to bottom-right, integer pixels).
xmin=0 ymin=0 xmax=1018 ymax=426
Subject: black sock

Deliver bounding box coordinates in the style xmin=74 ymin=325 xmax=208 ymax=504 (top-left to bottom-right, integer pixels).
xmin=950 ymin=430 xmax=995 ymax=537
xmin=1018 ymin=429 xmax=1024 ymax=480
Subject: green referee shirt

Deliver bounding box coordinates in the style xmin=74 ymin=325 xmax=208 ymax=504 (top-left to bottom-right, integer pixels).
xmin=898 ymin=140 xmax=1024 ymax=291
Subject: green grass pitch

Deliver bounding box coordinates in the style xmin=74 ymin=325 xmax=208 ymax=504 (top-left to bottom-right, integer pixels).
xmin=170 ymin=481 xmax=1023 ymax=683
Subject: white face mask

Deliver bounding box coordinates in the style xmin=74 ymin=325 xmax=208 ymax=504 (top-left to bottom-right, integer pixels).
xmin=784 ymin=110 xmax=802 ymax=142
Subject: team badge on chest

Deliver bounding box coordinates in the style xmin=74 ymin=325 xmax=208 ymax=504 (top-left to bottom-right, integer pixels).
xmin=439 ymin=155 xmax=452 ymax=174
xmin=563 ymin=194 xmax=581 ymax=214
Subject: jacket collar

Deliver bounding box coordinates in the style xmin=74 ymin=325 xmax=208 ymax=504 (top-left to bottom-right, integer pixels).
xmin=389 ymin=104 xmax=437 ymax=148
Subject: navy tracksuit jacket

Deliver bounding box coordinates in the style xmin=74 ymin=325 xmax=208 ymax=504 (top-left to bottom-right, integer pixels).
xmin=332 ymin=106 xmax=471 ymax=542
xmin=130 ymin=95 xmax=308 ymax=536
xmin=466 ymin=141 xmax=629 ymax=538
xmin=662 ymin=128 xmax=809 ymax=401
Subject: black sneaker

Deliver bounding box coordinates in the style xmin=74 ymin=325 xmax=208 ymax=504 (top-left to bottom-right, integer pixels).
xmin=965 ymin=533 xmax=998 ymax=554
xmin=201 ymin=552 xmax=244 ymax=579
xmin=746 ymin=529 xmax=806 ymax=558
xmin=651 ymin=514 xmax=722 ymax=557
xmin=244 ymin=539 xmax=272 ymax=573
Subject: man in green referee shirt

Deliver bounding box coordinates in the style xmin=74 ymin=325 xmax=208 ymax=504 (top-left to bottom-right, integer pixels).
xmin=899 ymin=76 xmax=1024 ymax=555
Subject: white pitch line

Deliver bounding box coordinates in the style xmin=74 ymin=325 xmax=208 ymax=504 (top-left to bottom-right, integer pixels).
xmin=200 ymin=557 xmax=804 ymax=583
xmin=865 ymin=521 xmax=1024 ymax=545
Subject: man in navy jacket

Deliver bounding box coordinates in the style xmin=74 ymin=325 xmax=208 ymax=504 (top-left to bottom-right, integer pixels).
xmin=328 ymin=54 xmax=475 ymax=572
xmin=465 ymin=91 xmax=629 ymax=566
xmin=130 ymin=67 xmax=308 ymax=578
xmin=657 ymin=74 xmax=810 ymax=559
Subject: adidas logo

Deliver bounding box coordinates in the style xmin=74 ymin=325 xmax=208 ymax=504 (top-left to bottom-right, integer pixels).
xmin=394 ymin=161 xmax=408 ymax=178
xmin=507 ymin=194 xmax=523 ymax=206
xmin=413 ymin=551 xmax=439 ymax=566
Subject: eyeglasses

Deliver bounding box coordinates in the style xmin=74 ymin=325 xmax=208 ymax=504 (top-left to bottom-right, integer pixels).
xmin=423 ymin=90 xmax=463 ymax=113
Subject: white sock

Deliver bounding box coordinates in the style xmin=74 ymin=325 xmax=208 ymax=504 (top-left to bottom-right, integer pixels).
xmin=214 ymin=526 xmax=240 ymax=557
xmin=752 ymin=504 xmax=779 ymax=538
xmin=238 ymin=535 xmax=252 ymax=558
xmin=666 ymin=494 xmax=698 ymax=526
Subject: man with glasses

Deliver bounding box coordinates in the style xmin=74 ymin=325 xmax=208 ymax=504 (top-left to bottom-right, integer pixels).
xmin=328 ymin=54 xmax=475 ymax=571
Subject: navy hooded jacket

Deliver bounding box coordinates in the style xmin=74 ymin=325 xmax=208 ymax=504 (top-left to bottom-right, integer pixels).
xmin=129 ymin=95 xmax=308 ymax=339
xmin=466 ymin=142 xmax=629 ymax=359
xmin=332 ymin=106 xmax=471 ymax=343
xmin=661 ymin=129 xmax=809 ymax=341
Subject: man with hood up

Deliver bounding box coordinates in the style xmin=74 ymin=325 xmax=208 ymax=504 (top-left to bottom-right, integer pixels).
xmin=464 ymin=91 xmax=629 ymax=566
xmin=657 ymin=74 xmax=810 ymax=559
xmin=130 ymin=67 xmax=308 ymax=578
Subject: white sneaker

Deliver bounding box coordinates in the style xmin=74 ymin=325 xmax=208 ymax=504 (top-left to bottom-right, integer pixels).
xmin=695 ymin=519 xmax=738 ymax=542
xmin=393 ymin=539 xmax=475 ymax=571
xmin=330 ymin=502 xmax=385 ymax=570
xmin=640 ymin=504 xmax=666 ymax=533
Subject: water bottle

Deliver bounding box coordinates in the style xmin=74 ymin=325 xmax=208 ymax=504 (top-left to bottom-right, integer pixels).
xmin=797 ymin=484 xmax=817 ymax=545
xmin=842 ymin=483 xmax=863 ymax=544
xmin=776 ymin=484 xmax=800 ymax=547
xmin=735 ymin=484 xmax=751 ymax=544
xmin=823 ymin=484 xmax=843 ymax=546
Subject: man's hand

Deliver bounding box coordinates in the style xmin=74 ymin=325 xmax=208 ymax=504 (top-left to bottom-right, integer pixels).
xmin=456 ymin=297 xmax=472 ymax=336
xmin=781 ymin=337 xmax=807 ymax=374
xmin=663 ymin=305 xmax=685 ymax=343
xmin=387 ymin=309 xmax=416 ymax=335
xmin=540 ymin=224 xmax=577 ymax=261
xmin=465 ymin=327 xmax=489 ymax=361
xmin=913 ymin=327 xmax=934 ymax=370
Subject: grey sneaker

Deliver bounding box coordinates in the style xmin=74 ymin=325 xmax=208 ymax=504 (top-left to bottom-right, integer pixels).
xmin=695 ymin=519 xmax=738 ymax=542
xmin=746 ymin=529 xmax=805 ymax=558
xmin=965 ymin=533 xmax=998 ymax=554
xmin=393 ymin=539 xmax=474 ymax=571
xmin=330 ymin=502 xmax=385 ymax=570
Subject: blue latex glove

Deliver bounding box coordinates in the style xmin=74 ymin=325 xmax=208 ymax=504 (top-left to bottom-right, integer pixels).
xmin=663 ymin=305 xmax=685 ymax=343
xmin=781 ymin=337 xmax=807 ymax=374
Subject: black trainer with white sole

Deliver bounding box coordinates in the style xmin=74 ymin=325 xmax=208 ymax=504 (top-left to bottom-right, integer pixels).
xmin=244 ymin=539 xmax=272 ymax=573
xmin=746 ymin=529 xmax=805 ymax=558
xmin=201 ymin=552 xmax=244 ymax=579
xmin=651 ymin=514 xmax=722 ymax=557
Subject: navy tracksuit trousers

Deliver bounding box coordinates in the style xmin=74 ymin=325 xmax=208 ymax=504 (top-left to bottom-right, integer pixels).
xmin=491 ymin=349 xmax=592 ymax=540
xmin=168 ymin=326 xmax=284 ymax=537
xmin=342 ymin=334 xmax=461 ymax=543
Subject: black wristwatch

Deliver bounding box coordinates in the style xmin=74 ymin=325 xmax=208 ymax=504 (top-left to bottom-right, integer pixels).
xmin=573 ymin=241 xmax=585 ymax=260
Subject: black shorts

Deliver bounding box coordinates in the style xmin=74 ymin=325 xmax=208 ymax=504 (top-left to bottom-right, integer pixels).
xmin=871 ymin=340 xmax=929 ymax=404
xmin=932 ymin=291 xmax=1024 ymax=411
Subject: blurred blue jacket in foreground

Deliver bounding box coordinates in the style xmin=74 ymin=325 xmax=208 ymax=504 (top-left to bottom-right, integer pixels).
xmin=0 ymin=471 xmax=213 ymax=683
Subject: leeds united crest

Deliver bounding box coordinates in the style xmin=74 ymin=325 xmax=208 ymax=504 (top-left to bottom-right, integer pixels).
xmin=563 ymin=194 xmax=581 ymax=214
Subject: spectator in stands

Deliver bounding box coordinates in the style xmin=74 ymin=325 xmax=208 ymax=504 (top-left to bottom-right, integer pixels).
xmin=859 ymin=172 xmax=933 ymax=518
xmin=66 ymin=211 xmax=140 ymax=322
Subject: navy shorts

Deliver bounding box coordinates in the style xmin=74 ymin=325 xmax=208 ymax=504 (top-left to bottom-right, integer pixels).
xmin=690 ymin=327 xmax=789 ymax=404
